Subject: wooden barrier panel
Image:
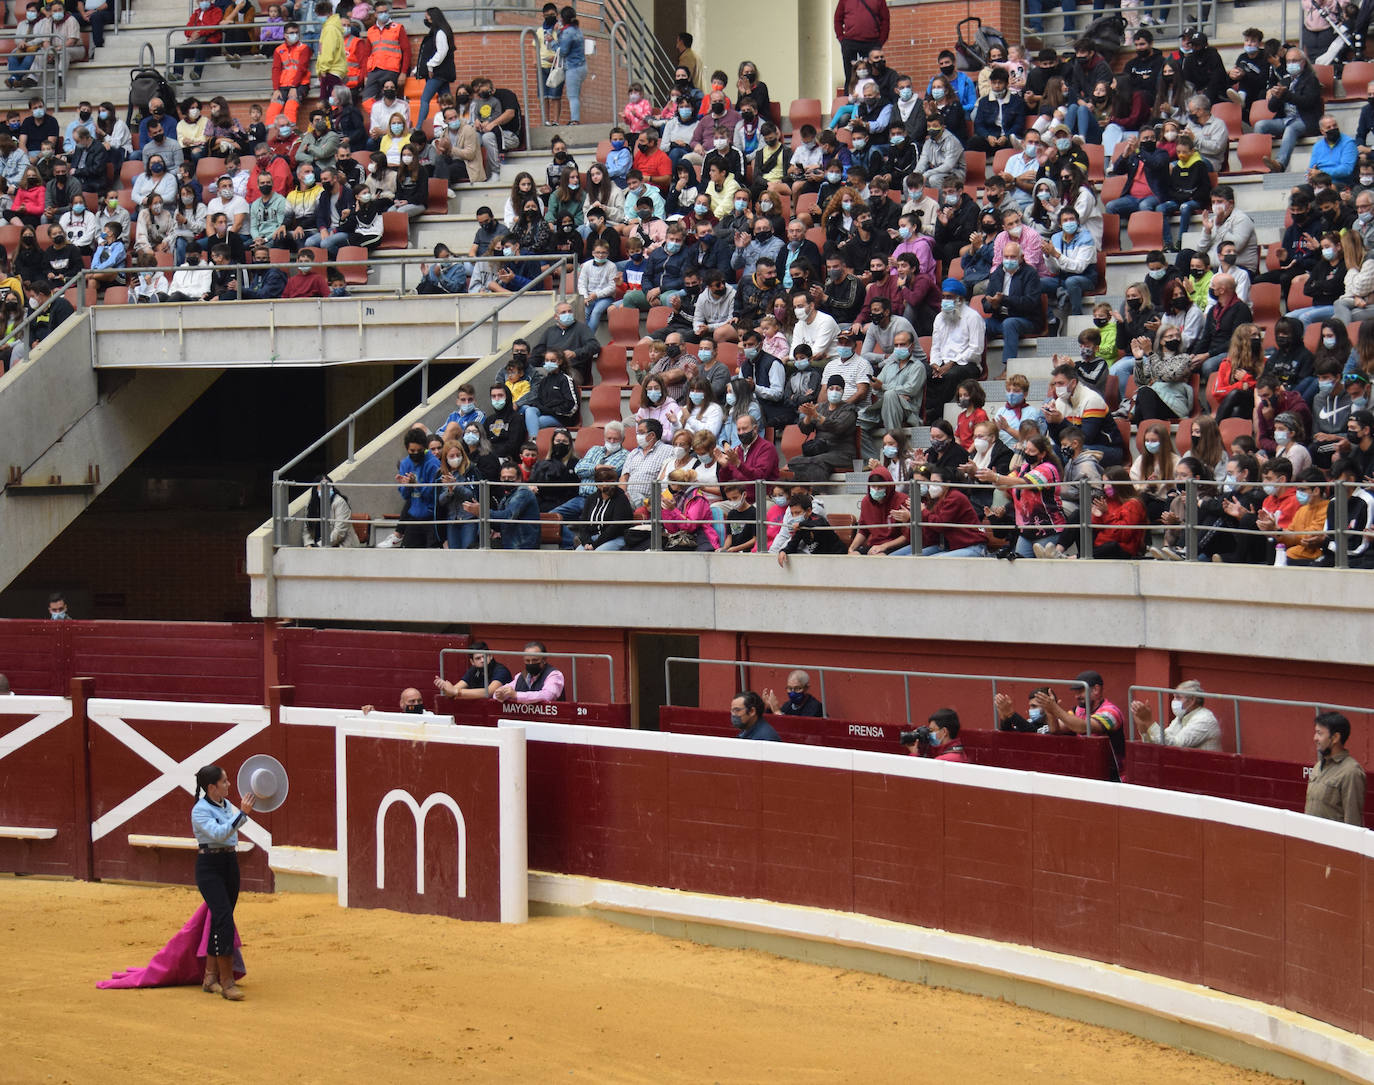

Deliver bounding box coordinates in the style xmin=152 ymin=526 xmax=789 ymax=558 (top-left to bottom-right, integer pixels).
xmin=658 ymin=706 xmax=1115 ymax=780
xmin=0 ymin=697 xmax=82 ymax=877
xmin=512 ymin=723 xmax=1374 ymax=1044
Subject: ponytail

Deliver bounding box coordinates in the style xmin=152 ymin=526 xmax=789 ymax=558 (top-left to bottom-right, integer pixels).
xmin=194 ymin=763 xmax=225 ymax=800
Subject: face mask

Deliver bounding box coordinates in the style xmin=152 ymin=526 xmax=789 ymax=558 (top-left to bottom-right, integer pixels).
xmin=927 ymin=128 xmax=943 ymax=140
xmin=1005 ymin=391 xmax=1024 ymax=407
xmin=726 ymin=391 xmax=738 ymax=405
xmin=899 ymin=87 xmax=914 ymax=102
xmin=1287 ymin=62 xmax=1302 ymax=76
xmin=664 ymin=241 xmax=682 ymax=255
xmin=25 ymin=9 xmax=35 ymax=18
xmin=1274 ymin=429 xmax=1290 ymax=446
xmin=646 ymin=388 xmax=662 ymax=404
xmin=957 ymin=397 xmax=971 ymax=409
xmin=942 ymin=193 xmax=959 ymax=207
xmin=790 ymin=358 xmax=809 ymax=372
xmin=502 ymin=246 xmax=515 ymax=257
xmin=825 ymin=170 xmax=842 ymax=184
xmin=1007 ymin=225 xmax=1022 ymax=239
xmin=678 ymin=107 xmax=694 ymax=121
xmin=940 ymin=298 xmax=956 ymax=315
xmin=931 ymin=86 xmax=945 ymax=100
xmin=891 ymin=346 xmax=911 ymax=362
xmin=891 ymin=134 xmax=906 ymax=146
xmin=542 ymin=360 xmax=559 ymax=372
xmin=391 ymin=124 xmax=406 ymax=137
xmin=1322 ymin=247 xmax=1337 ymax=261
xmin=1062 ymin=221 xmax=1079 ymax=237
xmin=1056 ymin=138 xmax=1071 ymax=152
xmin=972 ymin=437 xmax=992 ymax=456
xmin=302 ymin=172 xmax=316 ymax=186
xmin=1317 ymin=380 xmax=1335 ymax=396
xmin=739 ymin=429 xmax=756 ymax=445
xmin=1323 ymin=334 xmax=1338 ymax=350
xmin=1295 ymin=490 xmax=1311 ymax=506
xmin=286 ymin=32 xmax=298 ymax=42
xmin=1002 ymin=258 xmax=1019 ymax=272
xmin=868 ymin=487 xmax=886 ymax=502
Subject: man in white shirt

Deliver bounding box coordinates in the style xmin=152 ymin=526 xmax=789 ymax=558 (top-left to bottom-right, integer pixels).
xmin=789 ymin=289 xmax=838 ymax=367
xmin=1002 ymin=129 xmax=1043 ymax=211
xmin=1130 ymin=680 xmax=1224 ymax=751
xmin=819 ymin=326 xmax=872 ymax=405
xmin=929 ymin=279 xmax=985 ymax=389
xmin=205 ymin=174 xmax=250 ymax=241
xmin=58 ymin=195 xmax=100 ymax=251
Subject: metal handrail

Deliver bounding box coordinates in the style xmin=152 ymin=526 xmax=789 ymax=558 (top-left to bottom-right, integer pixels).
xmin=1017 ymin=0 xmax=1213 ymax=48
xmin=2 ymin=32 xmax=69 ymax=105
xmin=438 ymin=647 xmax=614 ymax=703
xmin=663 ymin=655 xmax=1089 ymax=731
xmin=270 ymin=252 xmax=571 ymax=545
xmin=1127 ymin=684 xmax=1374 ymax=754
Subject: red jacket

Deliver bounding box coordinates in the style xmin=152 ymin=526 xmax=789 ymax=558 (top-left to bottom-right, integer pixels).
xmin=923 ymin=488 xmax=985 ymax=551
xmin=1092 ymin=496 xmax=1147 ymax=555
xmin=834 ymin=0 xmax=889 ymax=43
xmin=184 ymin=6 xmax=223 ymax=43
xmin=283 ymin=271 xmax=327 ymax=298
xmin=856 ymin=466 xmax=911 ymax=548
xmin=717 ymin=433 xmax=779 ymax=483
xmin=272 ymin=41 xmax=313 ymax=89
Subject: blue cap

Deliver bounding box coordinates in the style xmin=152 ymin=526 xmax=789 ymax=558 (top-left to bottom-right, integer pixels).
xmin=941 ymin=278 xmax=965 ymax=297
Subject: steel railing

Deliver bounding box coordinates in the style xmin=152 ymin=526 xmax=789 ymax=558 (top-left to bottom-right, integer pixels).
xmin=662 ymin=654 xmax=1089 ymax=732
xmin=271 ymin=473 xmax=1374 ymax=570
xmin=270 ymin=252 xmax=571 ymax=546
xmin=1128 ymin=684 xmax=1374 ymax=756
xmin=1 ymin=32 xmax=70 ymax=105
xmin=1017 ymin=0 xmax=1214 ymax=49
xmin=439 ymin=647 xmax=614 ymax=702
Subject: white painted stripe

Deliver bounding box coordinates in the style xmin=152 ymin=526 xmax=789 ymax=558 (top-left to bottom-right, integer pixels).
xmin=1 ymin=697 xmax=70 ymax=714
xmin=496 ymin=726 xmax=528 ymax=924
xmin=0 ymin=711 xmax=72 ymax=763
xmin=501 ymin=722 xmax=1370 ymax=860
xmin=528 ymin=872 xmax=1374 ymax=1083
xmin=268 ymin=845 xmax=340 ymax=878
xmin=89 ymin=699 xmax=268 ymax=726
xmin=280 ymin=706 xmax=455 ymax=729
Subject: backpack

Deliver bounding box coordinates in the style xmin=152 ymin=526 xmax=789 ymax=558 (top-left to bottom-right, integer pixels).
xmin=127 ymin=65 xmax=179 ymax=127
xmin=1081 ymin=15 xmax=1127 ymax=54
xmin=956 ymin=16 xmax=1007 ymax=71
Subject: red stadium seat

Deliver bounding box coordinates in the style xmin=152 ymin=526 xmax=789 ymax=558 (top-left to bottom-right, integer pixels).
xmin=1101 ymin=213 xmax=1119 ymax=254
xmin=645 ymin=305 xmax=673 ymax=335
xmin=1211 ymin=101 xmax=1242 ymax=139
xmin=1124 ymin=211 xmax=1162 ymax=254
xmin=1248 ymin=99 xmax=1275 ymax=125
xmin=1304 ymin=322 xmax=1322 ymax=353
xmin=1314 ymin=64 xmax=1335 ymax=99
xmin=1339 ymin=62 xmax=1374 ymax=99
xmin=336 ymin=246 xmax=370 ymax=285
xmin=195 ymin=157 xmax=227 ymax=188
xmin=379 ymin=211 xmax=409 ymax=250
xmin=963 ymin=150 xmax=986 ymax=193
xmin=1236 ymin=133 xmax=1274 ymax=173
xmin=1083 ymin=143 xmax=1105 ymax=183
xmin=795 ymin=192 xmax=819 ymax=218
xmin=574 ymin=425 xmax=604 ymax=456
xmin=595 ymin=138 xmax=611 ymax=164
xmin=789 ymin=98 xmax=822 ymax=133
xmin=716 ymin=340 xmax=740 ymax=372
xmin=1099 ymin=175 xmax=1126 ymax=204
xmin=992 ymin=147 xmax=1015 ymax=174
xmin=606 ymin=305 xmax=640 ymax=347
xmin=1287 ymin=274 xmax=1309 ymax=313
xmin=426 ymin=177 xmax=449 ymax=215
xmin=779 ymin=424 xmax=806 ymax=463
xmin=119 ymin=159 xmax=144 ymax=187
xmin=1249 ymin=283 xmax=1280 ymax=325
xmin=1218 ymin=417 xmax=1253 ymax=448
xmin=101 ymin=286 xmax=129 ymax=305
xmin=805 ymin=226 xmax=825 ymax=252
xmin=587 ymin=383 xmax=623 ymax=424
xmin=0 ymin=224 xmax=18 ymax=260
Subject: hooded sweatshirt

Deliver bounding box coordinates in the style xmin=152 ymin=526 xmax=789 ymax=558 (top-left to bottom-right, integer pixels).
xmin=856 ymin=466 xmax=911 ymax=548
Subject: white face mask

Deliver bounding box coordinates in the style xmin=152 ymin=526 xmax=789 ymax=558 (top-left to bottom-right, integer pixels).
xmin=1171 ymin=697 xmax=1185 ymax=717
xmin=973 ymin=437 xmax=990 ymax=454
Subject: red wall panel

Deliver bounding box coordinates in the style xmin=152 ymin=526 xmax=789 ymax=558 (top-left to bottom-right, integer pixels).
xmin=1116 ymin=809 xmax=1204 ymax=985
xmin=1201 ymin=823 xmax=1286 ymax=1005
xmin=526 ymin=742 xmax=669 ymax=888
xmin=278 ymin=626 xmax=465 ymax=713
xmin=276 ymin=723 xmax=340 ymax=851
xmin=1031 ymin=795 xmax=1120 ymax=965
xmin=71 ymin=621 xmax=263 ymax=703
xmin=851 ymin=773 xmax=944 ymax=927
xmin=667 ymin=754 xmax=761 ymax=899
xmin=756 ymin=763 xmax=854 ymax=914
xmin=0 ymin=710 xmax=80 ymax=876
xmin=941 ymin=785 xmax=1034 ymax=945
xmin=343 ymin=735 xmax=503 ymax=922
xmin=1283 ymin=837 xmax=1363 ymax=1033
xmin=0 ymin=621 xmax=65 ymax=694
xmin=1363 ymin=857 xmax=1374 ymax=1041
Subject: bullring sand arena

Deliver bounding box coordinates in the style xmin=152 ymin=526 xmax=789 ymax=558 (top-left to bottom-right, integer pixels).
xmin=2 ymin=878 xmax=1291 ymax=1084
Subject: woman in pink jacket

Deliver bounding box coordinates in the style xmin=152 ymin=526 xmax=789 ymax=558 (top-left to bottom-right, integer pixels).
xmin=660 ymin=467 xmax=720 ymax=550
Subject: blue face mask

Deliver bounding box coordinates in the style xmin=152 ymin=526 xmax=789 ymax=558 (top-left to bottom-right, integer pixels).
xmin=743 ymin=346 xmax=759 ymax=360
xmin=941 ymin=298 xmax=956 ymax=313
xmin=827 ymin=388 xmax=843 ymax=403
xmin=1006 ymin=390 xmax=1025 ymax=406
xmin=542 ymin=360 xmax=559 ymax=371
xmin=647 ymin=388 xmax=662 ymax=403
xmin=558 ymin=311 xmax=575 ymax=326
xmin=1061 ymin=220 xmax=1078 ymax=236
xmin=610 ymin=139 xmax=624 ymax=150
xmin=898 ymin=225 xmax=912 ymax=240
xmin=1002 ymin=258 xmax=1019 ymax=272
xmin=463 ymin=432 xmax=480 ymax=446
xmin=664 ymin=241 xmax=681 ymax=254
xmin=787 ymin=689 xmax=805 ymax=704
xmin=794 ymin=358 xmax=810 ymax=370
xmin=869 ymin=487 xmax=887 ymax=501
xmin=726 ymin=392 xmax=737 ymax=405
xmin=689 ymin=391 xmax=705 ymax=405
xmin=1287 ymin=62 xmax=1302 ymax=76
xmin=699 ymin=348 xmax=713 ymax=362
xmin=1296 ymin=490 xmax=1311 ymax=505
xmin=1244 ymin=42 xmax=1259 ymax=54
xmin=837 ymin=346 xmax=854 ymax=360
xmin=892 ymin=346 xmax=910 ymax=361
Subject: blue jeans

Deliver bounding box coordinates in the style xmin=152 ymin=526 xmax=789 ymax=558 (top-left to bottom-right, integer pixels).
xmin=585 ymin=296 xmax=613 ymax=331
xmin=304 ymin=230 xmax=349 ymax=255
xmin=550 ymin=493 xmax=586 ymax=548
xmin=1287 ymin=304 xmax=1334 ymax=327
xmin=1063 ymin=104 xmax=1101 ymax=142
xmin=1105 ymin=194 xmax=1160 ymax=218
xmin=7 ymin=53 xmax=34 ymax=74
xmin=445 ymin=514 xmax=478 ymax=550
xmin=1040 ymin=269 xmax=1096 ymax=316
xmin=1201 ymin=352 xmax=1227 ymax=379
xmin=595 ymin=535 xmax=627 ymax=551
xmin=417 ymin=77 xmax=448 ymax=130
xmin=1158 ymin=200 xmax=1201 ymax=247
xmin=493 ymin=487 xmax=541 ymax=549
xmin=1254 ymin=115 xmax=1310 ymax=170
xmin=1109 ymin=357 xmax=1135 ymax=388
xmin=921 ymin=542 xmax=989 ymax=557
xmin=564 ymin=63 xmax=588 ymax=123
xmin=986 ymin=315 xmax=1034 ymax=366
xmin=522 ymin=405 xmax=542 ymax=439
xmin=174 ymin=236 xmax=191 ymax=264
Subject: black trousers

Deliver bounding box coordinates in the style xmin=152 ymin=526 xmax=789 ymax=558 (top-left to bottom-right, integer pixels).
xmin=195 ymin=850 xmax=240 ymax=957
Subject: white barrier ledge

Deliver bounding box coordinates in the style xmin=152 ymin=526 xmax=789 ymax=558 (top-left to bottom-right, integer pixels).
xmin=530 ymin=871 xmax=1374 ymax=1085
xmin=0 ymin=826 xmax=57 ymax=839
xmin=128 ymin=834 xmax=253 ymax=853
xmin=268 ymin=845 xmax=340 ymax=878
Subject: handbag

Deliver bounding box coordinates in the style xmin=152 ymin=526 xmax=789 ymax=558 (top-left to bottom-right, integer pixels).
xmin=545 ymin=55 xmax=566 ymax=90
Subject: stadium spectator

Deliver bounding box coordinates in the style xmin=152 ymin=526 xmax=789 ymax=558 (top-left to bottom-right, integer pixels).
xmin=434 ymin=643 xmax=513 ymax=700
xmin=494 ymin=642 xmax=565 ymax=702
xmin=910 ymin=708 xmax=969 ymax=762
xmin=1131 ymin=681 xmax=1223 ymax=750
xmin=730 ymin=690 xmax=780 ymax=741
xmin=1305 ymin=712 xmax=1365 ymax=824
xmin=761 ymin=671 xmax=823 ymax=717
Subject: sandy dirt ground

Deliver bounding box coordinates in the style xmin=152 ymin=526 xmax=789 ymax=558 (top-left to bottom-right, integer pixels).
xmin=1 ymin=877 xmax=1294 ymax=1085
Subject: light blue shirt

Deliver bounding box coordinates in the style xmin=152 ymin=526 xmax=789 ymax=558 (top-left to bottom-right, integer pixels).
xmin=192 ymin=795 xmax=246 ymax=847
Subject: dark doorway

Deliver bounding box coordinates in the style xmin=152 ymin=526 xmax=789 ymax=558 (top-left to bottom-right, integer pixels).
xmin=632 ymin=632 xmax=697 ymax=729
xmin=653 ymin=0 xmax=686 ymax=62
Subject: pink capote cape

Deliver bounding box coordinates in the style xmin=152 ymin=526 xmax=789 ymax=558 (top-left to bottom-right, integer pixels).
xmin=97 ymin=903 xmax=245 ymax=989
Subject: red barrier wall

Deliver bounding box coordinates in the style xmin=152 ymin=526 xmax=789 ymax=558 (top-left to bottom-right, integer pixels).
xmin=522 ymin=730 xmax=1374 ymax=1042
xmin=0 ymin=704 xmax=82 ymax=877
xmin=276 ymin=625 xmax=468 ymax=712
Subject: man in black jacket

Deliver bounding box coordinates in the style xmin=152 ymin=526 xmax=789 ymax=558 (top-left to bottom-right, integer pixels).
xmin=1124 ymin=30 xmax=1164 ymax=96
xmin=27 ymin=278 xmax=73 ymax=343
xmin=983 ymin=241 xmax=1043 ymax=367
xmin=932 ymin=175 xmax=978 ymax=265
xmin=1256 ymin=48 xmax=1325 ymax=172
xmin=1254 ymin=190 xmax=1323 ymax=293
xmin=1228 ymin=28 xmax=1277 ymax=124
xmin=1180 ymin=29 xmax=1230 ymax=106
xmin=69 ymin=126 xmax=106 ymax=194
xmin=535 ymin=300 xmax=599 ymax=383
xmin=776 ymin=491 xmax=844 ymax=565
xmin=1188 ymin=272 xmax=1253 ymax=377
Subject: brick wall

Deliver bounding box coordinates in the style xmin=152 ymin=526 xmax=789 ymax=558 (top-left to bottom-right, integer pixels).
xmin=880 ymin=0 xmax=1024 ymax=89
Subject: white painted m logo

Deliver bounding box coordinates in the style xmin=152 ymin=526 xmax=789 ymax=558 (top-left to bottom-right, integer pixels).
xmin=375 ymin=788 xmax=467 ymax=897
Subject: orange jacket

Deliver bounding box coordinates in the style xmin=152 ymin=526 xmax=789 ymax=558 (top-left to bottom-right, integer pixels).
xmin=345 ymin=36 xmax=370 ymax=88
xmin=272 ymin=40 xmax=313 ymax=89
xmin=365 ymin=22 xmax=410 ymax=75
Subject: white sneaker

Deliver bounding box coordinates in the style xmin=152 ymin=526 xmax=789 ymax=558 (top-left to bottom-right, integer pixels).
xmin=377 ymin=532 xmax=403 ymax=549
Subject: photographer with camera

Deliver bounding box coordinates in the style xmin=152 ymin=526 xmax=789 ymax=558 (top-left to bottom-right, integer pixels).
xmin=900 ymin=708 xmax=969 ymax=762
